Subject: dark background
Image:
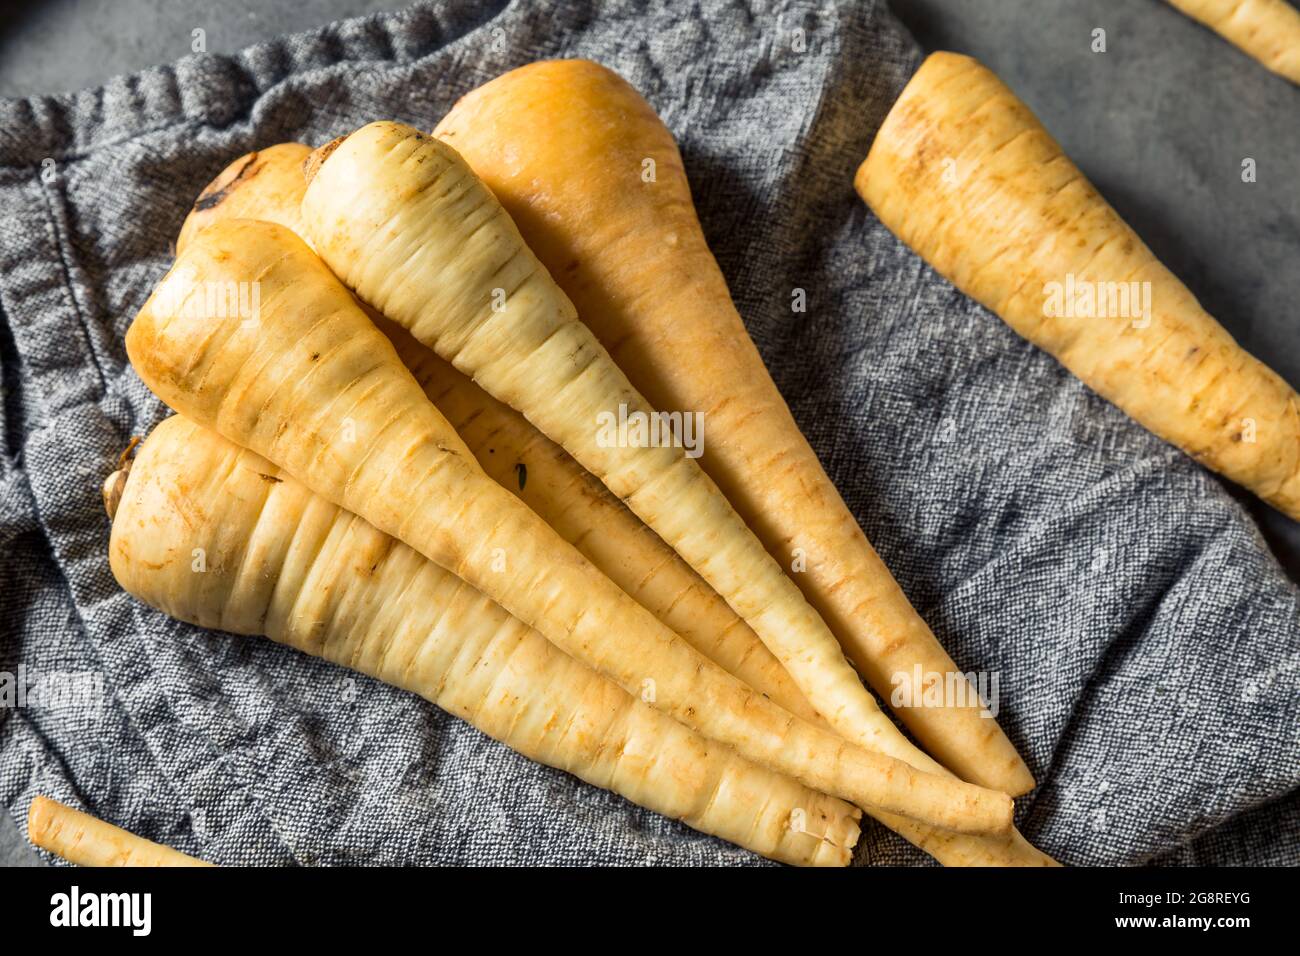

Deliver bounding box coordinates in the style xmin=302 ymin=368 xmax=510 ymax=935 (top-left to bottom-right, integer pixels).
xmin=1 ymin=0 xmax=1297 ymax=865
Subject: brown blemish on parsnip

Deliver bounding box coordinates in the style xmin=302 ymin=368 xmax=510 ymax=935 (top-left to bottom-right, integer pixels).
xmin=303 ymin=135 xmax=348 ymax=185
xmin=102 ymin=436 xmax=142 ymax=519
xmin=102 ymin=469 xmax=127 ymax=520
xmin=192 ymin=153 xmax=262 ymax=213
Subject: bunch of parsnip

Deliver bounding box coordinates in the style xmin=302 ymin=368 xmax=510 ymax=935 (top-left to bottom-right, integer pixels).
xmin=104 ymin=60 xmax=1056 ymax=867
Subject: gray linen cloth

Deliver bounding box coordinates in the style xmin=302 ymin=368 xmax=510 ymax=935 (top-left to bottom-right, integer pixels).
xmin=1 ymin=0 xmax=1296 ymax=866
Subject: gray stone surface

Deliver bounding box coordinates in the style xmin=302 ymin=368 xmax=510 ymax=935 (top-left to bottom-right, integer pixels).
xmin=0 ymin=806 xmax=38 ymax=865
xmin=0 ymin=0 xmax=1295 ymax=867
xmin=0 ymin=0 xmax=398 ymax=97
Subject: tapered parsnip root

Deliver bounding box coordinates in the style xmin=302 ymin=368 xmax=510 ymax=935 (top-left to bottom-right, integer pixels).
xmin=176 ymin=146 xmax=819 ymax=724
xmin=857 ymin=52 xmax=1300 ymax=520
xmin=126 ymin=218 xmax=1013 ymax=835
xmin=300 ymin=123 xmax=896 ymax=766
xmin=392 ymin=326 xmax=822 ymax=722
xmin=108 ymin=417 xmax=860 ymax=865
xmin=173 ymin=147 xmax=1050 ymax=865
xmin=28 ymin=796 xmax=211 ymax=867
xmin=299 ymin=123 xmax=1014 ymax=811
xmin=1167 ymin=0 xmax=1300 ymax=84
xmin=431 ymin=62 xmax=1035 ymax=795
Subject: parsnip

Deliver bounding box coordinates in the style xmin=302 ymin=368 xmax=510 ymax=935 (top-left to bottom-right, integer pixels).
xmin=405 ymin=336 xmax=1059 ymax=862
xmin=178 ymin=144 xmax=820 ymax=723
xmin=397 ymin=328 xmax=823 ymax=721
xmin=126 ymin=217 xmax=1014 ymax=835
xmin=174 ymin=147 xmax=1053 ymax=865
xmin=177 ymin=143 xmax=315 ymax=252
xmin=28 ymin=796 xmax=211 ymax=867
xmin=300 ymin=122 xmax=984 ymax=788
xmin=857 ymin=52 xmax=1300 ymax=521
xmin=432 ymin=62 xmax=1034 ymax=795
xmin=1168 ymin=0 xmax=1300 ymax=84
xmin=106 ymin=417 xmax=859 ymax=866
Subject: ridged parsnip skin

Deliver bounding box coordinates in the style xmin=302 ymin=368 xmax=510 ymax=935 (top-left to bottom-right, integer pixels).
xmin=857 ymin=52 xmax=1300 ymax=520
xmin=28 ymin=796 xmax=211 ymax=867
xmin=300 ymin=123 xmax=954 ymax=789
xmin=174 ymin=150 xmax=1051 ymax=865
xmin=1168 ymin=0 xmax=1300 ymax=84
xmin=176 ymin=148 xmax=819 ymax=725
xmin=107 ymin=418 xmax=859 ymax=866
xmin=431 ymin=62 xmax=1034 ymax=796
xmin=390 ymin=326 xmax=820 ymax=723
xmin=396 ymin=339 xmax=1055 ymax=864
xmin=125 ymin=218 xmax=1013 ymax=835
xmin=401 ymin=346 xmax=1057 ymax=862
